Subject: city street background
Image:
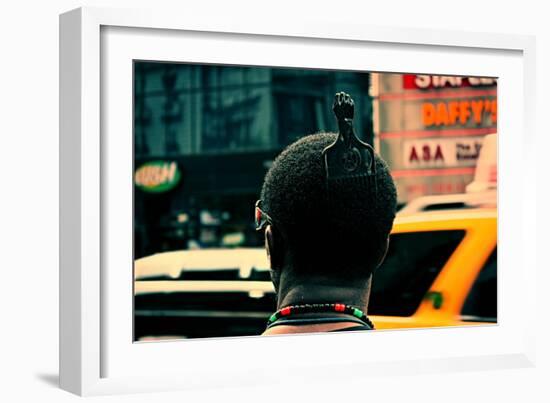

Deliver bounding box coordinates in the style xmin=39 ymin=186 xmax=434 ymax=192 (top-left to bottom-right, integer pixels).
xmin=133 ymin=63 xmax=498 ymax=340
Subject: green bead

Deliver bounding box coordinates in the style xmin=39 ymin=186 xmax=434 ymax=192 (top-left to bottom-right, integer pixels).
xmin=352 ymin=308 xmax=363 ymax=318
xmin=269 ymin=313 xmax=278 ymax=323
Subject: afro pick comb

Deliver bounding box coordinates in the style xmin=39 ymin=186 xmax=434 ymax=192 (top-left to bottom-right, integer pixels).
xmin=322 ymin=92 xmax=377 ymax=204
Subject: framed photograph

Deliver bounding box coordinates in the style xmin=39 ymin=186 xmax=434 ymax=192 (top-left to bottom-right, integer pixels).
xmin=59 ymin=6 xmax=537 ymax=396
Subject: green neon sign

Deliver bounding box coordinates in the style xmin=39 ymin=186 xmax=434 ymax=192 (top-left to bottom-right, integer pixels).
xmin=135 ymin=161 xmax=181 ymax=193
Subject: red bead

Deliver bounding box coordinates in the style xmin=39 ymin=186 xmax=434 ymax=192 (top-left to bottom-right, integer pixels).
xmin=335 ymin=304 xmax=345 ymax=312
xmin=281 ymin=307 xmax=291 ymax=316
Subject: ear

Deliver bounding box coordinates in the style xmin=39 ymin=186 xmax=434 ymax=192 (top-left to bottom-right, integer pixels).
xmin=265 ymin=224 xmax=284 ymax=270
xmin=375 ymin=236 xmax=390 ymax=268
xmin=265 ymin=225 xmax=283 ymax=291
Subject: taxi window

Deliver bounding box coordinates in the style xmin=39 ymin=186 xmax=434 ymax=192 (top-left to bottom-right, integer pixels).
xmin=368 ymin=230 xmax=465 ymax=317
xmin=461 ymin=248 xmax=497 ymax=322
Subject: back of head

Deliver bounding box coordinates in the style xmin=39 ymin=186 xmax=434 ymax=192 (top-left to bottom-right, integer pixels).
xmin=260 ymin=132 xmax=397 ymax=282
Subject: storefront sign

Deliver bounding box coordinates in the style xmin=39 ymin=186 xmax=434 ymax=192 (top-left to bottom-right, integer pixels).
xmin=403 ymin=137 xmax=484 ymax=169
xmin=403 ymin=75 xmax=497 ymax=90
xmin=135 ymin=161 xmax=181 ymax=193
xmin=422 ymin=99 xmax=497 ymax=127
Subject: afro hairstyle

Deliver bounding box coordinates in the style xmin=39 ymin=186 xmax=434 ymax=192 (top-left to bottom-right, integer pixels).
xmin=260 ymin=132 xmax=397 ymax=281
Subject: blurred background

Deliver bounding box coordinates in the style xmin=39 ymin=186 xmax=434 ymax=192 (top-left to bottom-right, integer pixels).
xmin=133 ymin=62 xmax=497 ymax=341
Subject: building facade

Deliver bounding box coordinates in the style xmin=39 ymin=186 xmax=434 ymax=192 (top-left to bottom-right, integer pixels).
xmin=134 ymin=62 xmax=373 ymax=258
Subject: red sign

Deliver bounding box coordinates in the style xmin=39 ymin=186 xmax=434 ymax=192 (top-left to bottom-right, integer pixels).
xmin=403 ymin=75 xmax=497 ymax=90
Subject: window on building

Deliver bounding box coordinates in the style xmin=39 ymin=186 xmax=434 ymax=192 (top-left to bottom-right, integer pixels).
xmin=275 ymin=94 xmax=324 ymax=147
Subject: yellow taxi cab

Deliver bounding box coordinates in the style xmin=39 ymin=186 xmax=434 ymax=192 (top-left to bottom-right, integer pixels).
xmin=369 ymin=208 xmax=496 ymax=330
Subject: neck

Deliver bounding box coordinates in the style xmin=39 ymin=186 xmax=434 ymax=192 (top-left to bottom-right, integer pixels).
xmin=277 ymin=282 xmax=371 ymax=312
xmin=263 ymin=275 xmax=372 ymax=335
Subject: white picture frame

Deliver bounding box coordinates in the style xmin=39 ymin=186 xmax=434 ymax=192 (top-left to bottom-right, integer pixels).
xmin=59 ymin=6 xmax=537 ymax=396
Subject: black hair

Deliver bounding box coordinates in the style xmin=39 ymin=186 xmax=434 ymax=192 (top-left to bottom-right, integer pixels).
xmin=260 ymin=132 xmax=397 ymax=281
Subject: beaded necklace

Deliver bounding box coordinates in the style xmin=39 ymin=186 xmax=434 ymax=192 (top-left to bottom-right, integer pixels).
xmin=266 ymin=303 xmax=374 ymax=329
